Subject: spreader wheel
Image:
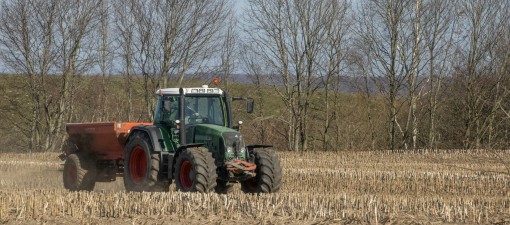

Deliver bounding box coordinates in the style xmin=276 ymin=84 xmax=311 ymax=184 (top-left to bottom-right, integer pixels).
xmin=63 ymin=153 xmax=96 ymax=191
xmin=123 ymin=133 xmax=167 ymax=192
xmin=174 ymin=147 xmax=217 ymax=193
xmin=241 ymin=148 xmax=282 ymax=194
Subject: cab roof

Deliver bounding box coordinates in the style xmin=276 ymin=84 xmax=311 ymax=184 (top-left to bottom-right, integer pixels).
xmin=155 ymin=85 xmax=223 ymax=95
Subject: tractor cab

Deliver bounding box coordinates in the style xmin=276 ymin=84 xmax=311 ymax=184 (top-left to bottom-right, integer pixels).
xmin=154 ymin=86 xmax=230 ymax=127
xmin=154 ymin=85 xmax=253 ymax=127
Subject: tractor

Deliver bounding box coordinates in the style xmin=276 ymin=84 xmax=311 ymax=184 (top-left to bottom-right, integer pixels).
xmin=60 ymin=85 xmax=282 ymax=194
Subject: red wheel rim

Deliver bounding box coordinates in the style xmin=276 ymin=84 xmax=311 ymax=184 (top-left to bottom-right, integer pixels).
xmin=179 ymin=160 xmax=193 ymax=190
xmin=130 ymin=146 xmax=147 ymax=183
xmin=66 ymin=161 xmax=77 ymax=185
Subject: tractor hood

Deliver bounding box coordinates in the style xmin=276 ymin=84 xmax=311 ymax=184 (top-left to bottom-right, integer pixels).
xmin=187 ymin=124 xmax=247 ymax=161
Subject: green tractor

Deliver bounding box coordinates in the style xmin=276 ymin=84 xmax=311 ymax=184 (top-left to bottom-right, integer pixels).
xmin=122 ymin=85 xmax=282 ymax=193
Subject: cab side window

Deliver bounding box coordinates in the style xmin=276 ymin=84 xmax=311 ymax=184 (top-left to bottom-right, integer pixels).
xmin=162 ymin=96 xmax=179 ymax=122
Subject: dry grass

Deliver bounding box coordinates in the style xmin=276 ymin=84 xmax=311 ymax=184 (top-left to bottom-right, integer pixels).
xmin=1 ymin=150 xmax=510 ymax=224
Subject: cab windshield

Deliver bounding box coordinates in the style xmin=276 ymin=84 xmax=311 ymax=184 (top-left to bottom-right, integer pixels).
xmin=185 ymin=96 xmax=225 ymax=126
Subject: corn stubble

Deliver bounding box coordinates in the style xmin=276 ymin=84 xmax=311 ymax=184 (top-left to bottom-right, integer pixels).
xmin=0 ymin=150 xmax=509 ymax=223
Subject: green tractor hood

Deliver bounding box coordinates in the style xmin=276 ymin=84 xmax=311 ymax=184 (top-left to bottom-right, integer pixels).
xmin=187 ymin=124 xmax=247 ymax=161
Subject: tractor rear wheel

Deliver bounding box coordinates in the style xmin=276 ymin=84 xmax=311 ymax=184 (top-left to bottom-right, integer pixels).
xmin=63 ymin=153 xmax=96 ymax=191
xmin=241 ymin=148 xmax=282 ymax=194
xmin=123 ymin=133 xmax=167 ymax=192
xmin=174 ymin=147 xmax=217 ymax=193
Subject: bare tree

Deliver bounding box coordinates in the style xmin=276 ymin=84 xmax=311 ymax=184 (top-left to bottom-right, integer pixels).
xmin=357 ymin=0 xmax=414 ymax=150
xmin=402 ymin=0 xmax=424 ymax=150
xmin=454 ymin=0 xmax=505 ymax=149
xmin=113 ymin=0 xmax=140 ymax=121
xmin=245 ymin=0 xmax=340 ymax=151
xmin=97 ymin=0 xmax=113 ymax=121
xmin=0 ymin=0 xmax=50 ymax=151
xmin=239 ymin=43 xmax=268 ymax=144
xmin=0 ymin=0 xmax=100 ymax=151
xmin=320 ymin=0 xmax=351 ymax=151
xmin=113 ymin=0 xmax=230 ymax=120
xmin=53 ymin=0 xmax=101 ymax=149
xmin=173 ymin=1 xmax=230 ymax=87
xmin=421 ymin=0 xmax=456 ymax=149
xmin=219 ymin=14 xmax=239 ymax=92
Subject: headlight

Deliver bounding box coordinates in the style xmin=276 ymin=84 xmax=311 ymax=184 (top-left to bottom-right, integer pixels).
xmin=240 ymin=147 xmax=246 ymax=153
xmin=226 ymin=146 xmax=234 ymax=154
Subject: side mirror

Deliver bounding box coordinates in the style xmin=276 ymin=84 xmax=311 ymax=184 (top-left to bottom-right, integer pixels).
xmin=232 ymin=96 xmax=254 ymax=113
xmin=247 ymin=100 xmax=254 ymax=114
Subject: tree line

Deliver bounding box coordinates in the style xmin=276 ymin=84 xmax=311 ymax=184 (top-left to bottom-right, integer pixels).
xmin=0 ymin=0 xmax=509 ymax=152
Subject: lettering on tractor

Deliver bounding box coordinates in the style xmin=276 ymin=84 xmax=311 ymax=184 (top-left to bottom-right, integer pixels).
xmin=59 ymin=85 xmax=282 ymax=193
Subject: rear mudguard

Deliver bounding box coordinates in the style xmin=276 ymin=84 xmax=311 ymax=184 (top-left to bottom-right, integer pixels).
xmin=127 ymin=125 xmax=165 ymax=152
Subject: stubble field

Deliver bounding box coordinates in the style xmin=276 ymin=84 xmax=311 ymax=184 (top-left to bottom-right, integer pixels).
xmin=0 ymin=150 xmax=509 ymax=224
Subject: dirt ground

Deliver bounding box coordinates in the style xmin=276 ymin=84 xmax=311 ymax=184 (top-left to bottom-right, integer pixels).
xmin=1 ymin=151 xmax=509 ymax=224
xmin=0 ymin=155 xmax=338 ymax=225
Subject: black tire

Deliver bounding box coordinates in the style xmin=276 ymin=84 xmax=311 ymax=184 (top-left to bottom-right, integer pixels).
xmin=215 ymin=179 xmax=234 ymax=194
xmin=123 ymin=133 xmax=167 ymax=192
xmin=174 ymin=147 xmax=217 ymax=193
xmin=63 ymin=153 xmax=96 ymax=191
xmin=241 ymin=148 xmax=282 ymax=194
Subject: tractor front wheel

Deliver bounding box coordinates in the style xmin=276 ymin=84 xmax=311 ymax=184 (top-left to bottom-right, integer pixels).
xmin=241 ymin=148 xmax=282 ymax=194
xmin=63 ymin=153 xmax=96 ymax=191
xmin=174 ymin=147 xmax=217 ymax=193
xmin=123 ymin=133 xmax=167 ymax=192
